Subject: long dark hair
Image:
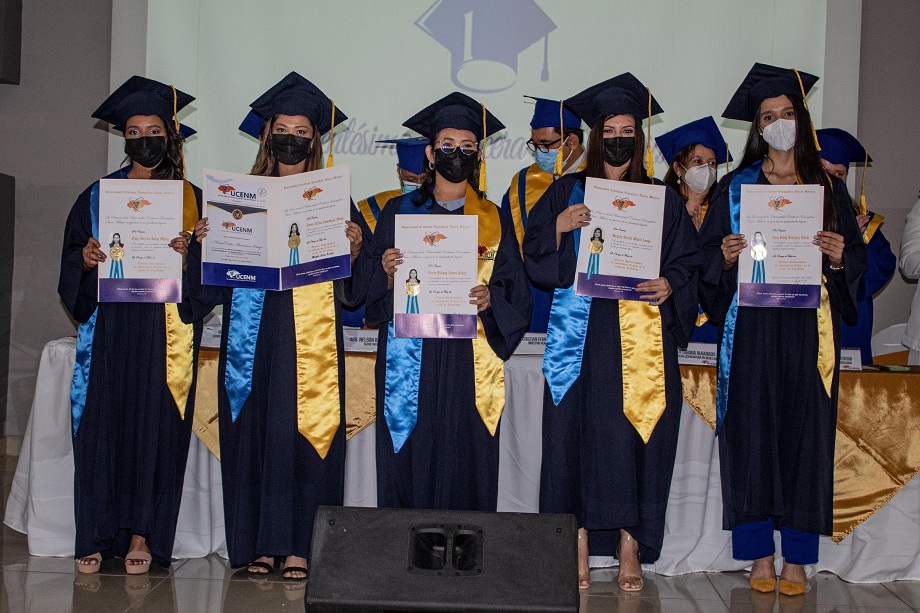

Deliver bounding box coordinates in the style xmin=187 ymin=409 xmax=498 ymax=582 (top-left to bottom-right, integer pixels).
xmin=737 ymin=94 xmax=838 ymax=231
xmin=583 ymin=115 xmax=652 ymax=184
xmin=663 ymin=143 xmax=718 ymax=204
xmin=412 ymin=132 xmax=483 ymax=207
xmin=123 ymin=119 xmax=186 ymax=180
xmin=251 ymin=116 xmax=325 ymax=177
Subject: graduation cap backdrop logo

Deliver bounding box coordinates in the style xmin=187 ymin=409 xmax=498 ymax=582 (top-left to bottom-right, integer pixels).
xmin=416 ymin=0 xmax=556 ymax=94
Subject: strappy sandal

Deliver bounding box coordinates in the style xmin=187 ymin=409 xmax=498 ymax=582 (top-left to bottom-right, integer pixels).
xmin=282 ymin=565 xmax=308 ymax=581
xmin=617 ymin=533 xmax=643 ymax=592
xmin=124 ymin=550 xmax=152 ymax=575
xmin=75 ymin=552 xmax=102 ymax=575
xmin=247 ymin=559 xmax=275 ymax=575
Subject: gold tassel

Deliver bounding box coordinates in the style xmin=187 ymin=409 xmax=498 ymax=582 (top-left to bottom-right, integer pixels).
xmin=553 ymin=100 xmax=564 ymax=176
xmin=725 ymin=141 xmax=730 ymax=175
xmin=326 ymin=100 xmax=336 ymax=168
xmin=645 ymin=87 xmax=654 ymax=178
xmin=170 ymin=85 xmax=186 ymax=175
xmin=793 ymin=69 xmax=821 ymax=152
xmin=859 ymin=150 xmax=868 ymax=216
xmin=478 ymin=103 xmax=488 ymax=193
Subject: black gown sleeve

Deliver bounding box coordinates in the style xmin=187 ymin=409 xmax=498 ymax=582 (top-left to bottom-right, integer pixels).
xmin=184 ymin=226 xmax=233 ymax=314
xmin=178 ymin=184 xmax=211 ymax=324
xmin=478 ymin=211 xmax=531 ymax=360
xmin=824 ymin=176 xmax=867 ymax=326
xmin=658 ymin=185 xmax=701 ymax=348
xmin=698 ymin=174 xmax=738 ymax=325
xmin=364 ymin=198 xmax=400 ymax=326
xmin=522 ymin=174 xmax=579 ymax=291
xmin=58 ymin=186 xmax=99 ymax=324
xmin=334 ymin=199 xmax=375 ymax=309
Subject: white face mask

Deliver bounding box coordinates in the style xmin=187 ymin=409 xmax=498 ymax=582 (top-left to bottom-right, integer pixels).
xmin=681 ymin=164 xmax=717 ymax=194
xmin=761 ymin=118 xmax=797 ymax=152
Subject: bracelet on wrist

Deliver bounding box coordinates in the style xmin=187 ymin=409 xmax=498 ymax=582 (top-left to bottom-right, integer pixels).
xmin=829 ymin=262 xmax=845 ymax=272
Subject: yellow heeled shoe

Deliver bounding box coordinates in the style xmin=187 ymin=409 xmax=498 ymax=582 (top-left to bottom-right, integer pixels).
xmin=779 ymin=578 xmax=807 ymax=596
xmin=749 ymin=576 xmax=777 ymax=593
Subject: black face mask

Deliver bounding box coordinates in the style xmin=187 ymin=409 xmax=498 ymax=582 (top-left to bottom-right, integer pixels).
xmin=124 ymin=136 xmax=167 ymax=169
xmin=271 ymin=134 xmax=313 ymax=166
xmin=434 ymin=148 xmax=478 ymax=184
xmin=603 ymin=137 xmax=635 ymax=167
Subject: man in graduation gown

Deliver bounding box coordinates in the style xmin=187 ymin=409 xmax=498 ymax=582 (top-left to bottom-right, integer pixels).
xmin=523 ymin=74 xmax=700 ymax=591
xmin=501 ymin=97 xmax=586 ymax=332
xmin=60 ymin=76 xmax=203 ymax=571
xmin=365 ymin=93 xmax=531 ymax=512
xmin=342 ymin=137 xmax=428 ymax=328
xmin=817 ymin=128 xmax=896 ymax=364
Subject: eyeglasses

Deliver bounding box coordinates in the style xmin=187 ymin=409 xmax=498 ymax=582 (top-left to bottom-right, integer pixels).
xmin=435 ymin=143 xmax=479 ymax=156
xmin=526 ymin=138 xmax=562 ymax=153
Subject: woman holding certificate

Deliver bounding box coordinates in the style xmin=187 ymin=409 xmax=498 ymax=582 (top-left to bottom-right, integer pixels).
xmin=523 ymin=74 xmax=700 ymax=592
xmin=59 ymin=77 xmax=202 ymax=574
xmin=699 ymin=63 xmax=867 ymax=595
xmin=187 ymin=73 xmax=369 ymax=579
xmin=366 ymin=93 xmax=531 ymax=514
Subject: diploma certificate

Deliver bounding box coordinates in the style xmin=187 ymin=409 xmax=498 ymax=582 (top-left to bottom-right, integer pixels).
xmin=201 ymin=165 xmax=352 ymax=290
xmin=738 ymin=184 xmax=823 ymax=308
xmin=97 ymin=179 xmax=184 ymax=303
xmin=575 ymin=178 xmax=665 ymax=301
xmin=393 ymin=214 xmax=478 ymax=339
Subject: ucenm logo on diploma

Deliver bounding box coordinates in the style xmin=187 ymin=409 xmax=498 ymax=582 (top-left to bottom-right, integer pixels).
xmin=226 ymin=269 xmax=256 ymax=282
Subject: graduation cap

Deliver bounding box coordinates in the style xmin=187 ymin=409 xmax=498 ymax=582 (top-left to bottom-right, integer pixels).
xmin=817 ymin=128 xmax=873 ymax=215
xmin=92 ymin=75 xmax=196 ymax=137
xmin=816 ymin=128 xmax=871 ymax=166
xmin=245 ymin=72 xmax=348 ymax=166
xmin=415 ymin=0 xmax=556 ymax=94
xmin=721 ymin=62 xmax=819 ymax=122
xmin=564 ymin=73 xmax=663 ymax=178
xmin=655 ymin=117 xmax=732 ymax=170
xmin=403 ymin=92 xmax=505 ymax=191
xmin=526 ymin=96 xmax=581 ymax=131
xmin=376 ymin=137 xmax=429 ymax=175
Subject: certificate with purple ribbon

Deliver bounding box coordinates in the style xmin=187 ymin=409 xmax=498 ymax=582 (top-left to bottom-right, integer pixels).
xmin=575 ymin=178 xmax=665 ymax=301
xmin=97 ymin=179 xmax=183 ymax=303
xmin=738 ymin=184 xmax=823 ymax=308
xmin=201 ymin=165 xmax=351 ymax=290
xmin=393 ymin=215 xmax=478 ymax=339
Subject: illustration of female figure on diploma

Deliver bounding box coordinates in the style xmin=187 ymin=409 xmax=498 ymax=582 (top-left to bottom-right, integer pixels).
xmin=288 ymin=222 xmax=301 ymax=266
xmin=405 ymin=269 xmax=420 ymax=313
xmin=587 ymin=227 xmax=604 ymax=280
xmin=108 ymin=232 xmax=125 ymax=278
xmin=750 ymin=231 xmax=767 ymax=283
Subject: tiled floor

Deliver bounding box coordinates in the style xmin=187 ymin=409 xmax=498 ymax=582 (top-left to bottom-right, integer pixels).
xmin=2 ymin=456 xmax=919 ymax=612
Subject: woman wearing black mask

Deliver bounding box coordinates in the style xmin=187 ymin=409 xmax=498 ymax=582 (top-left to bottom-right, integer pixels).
xmin=60 ymin=76 xmax=203 ymax=574
xmin=187 ymin=73 xmax=370 ymax=580
xmin=523 ymin=74 xmax=699 ymax=591
xmin=366 ymin=92 xmax=531 ymax=513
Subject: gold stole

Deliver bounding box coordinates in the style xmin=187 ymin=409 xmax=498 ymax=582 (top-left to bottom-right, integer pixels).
xmin=508 ymin=164 xmax=554 ymax=252
xmin=164 ymin=180 xmax=199 ymax=418
xmin=356 ymin=188 xmax=402 ymax=232
xmin=463 ymin=184 xmax=505 ymax=436
xmin=863 ymin=211 xmax=885 ymax=244
xmin=619 ymin=300 xmax=667 ymax=444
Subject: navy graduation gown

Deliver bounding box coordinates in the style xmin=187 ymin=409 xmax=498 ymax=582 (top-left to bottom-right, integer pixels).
xmin=185 ymin=203 xmax=373 ymax=567
xmin=523 ymin=173 xmax=700 ymax=562
xmin=699 ymin=170 xmax=867 ymax=536
xmin=840 ymin=222 xmax=895 ymax=363
xmin=59 ymin=169 xmax=203 ymax=567
xmin=365 ymin=192 xmax=531 ymax=512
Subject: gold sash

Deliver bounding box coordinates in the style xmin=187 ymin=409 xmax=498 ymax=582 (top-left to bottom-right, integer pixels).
xmin=463 ymin=184 xmax=505 ymax=436
xmin=292 ymin=280 xmax=341 ymax=459
xmin=164 ymin=180 xmax=199 ymax=418
xmin=508 ymin=164 xmax=554 ymax=252
xmin=356 ymin=188 xmax=401 ymax=233
xmin=619 ymin=301 xmax=667 ymax=444
xmin=817 ymin=279 xmax=834 ymax=397
xmin=863 ymin=211 xmax=884 ymax=245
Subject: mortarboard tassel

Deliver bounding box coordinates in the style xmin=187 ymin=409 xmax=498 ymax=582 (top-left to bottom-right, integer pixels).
xmin=859 ymin=150 xmax=868 ymax=216
xmin=553 ymin=100 xmax=564 ymax=176
xmin=326 ymin=100 xmax=336 ymax=168
xmin=725 ymin=141 xmax=730 ymax=176
xmin=171 ymin=85 xmax=186 ymax=175
xmin=793 ymin=69 xmax=821 ymax=152
xmin=479 ymin=103 xmax=488 ymax=193
xmin=645 ymin=87 xmax=654 ymax=179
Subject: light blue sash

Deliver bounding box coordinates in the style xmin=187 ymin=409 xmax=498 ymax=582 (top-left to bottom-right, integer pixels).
xmin=542 ymin=181 xmax=592 ymax=406
xmin=716 ymin=160 xmax=763 ymax=434
xmin=384 ymin=196 xmax=427 ymax=452
xmin=225 ymin=289 xmax=265 ymax=422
